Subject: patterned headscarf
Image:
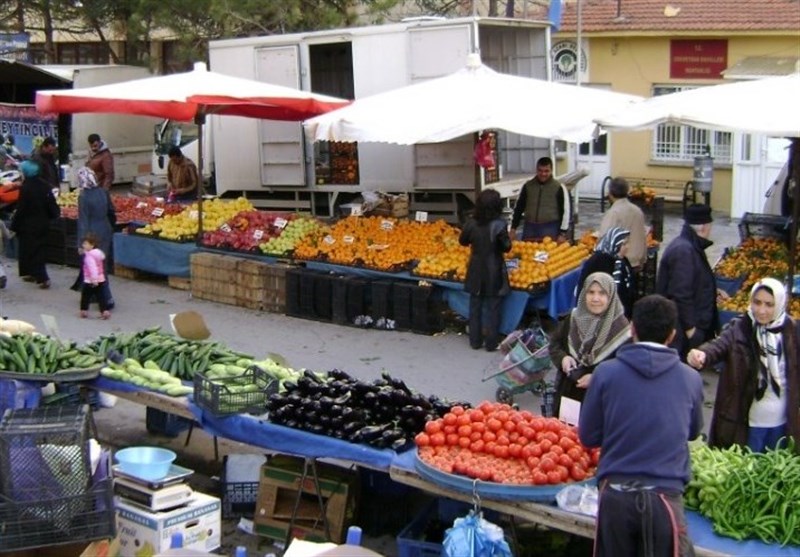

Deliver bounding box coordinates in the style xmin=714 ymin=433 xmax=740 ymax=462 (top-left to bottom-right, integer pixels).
xmin=747 ymin=278 xmax=787 ymax=400
xmin=595 ymin=227 xmax=631 ymax=289
xmin=77 ymin=167 xmax=99 ymax=189
xmin=568 ymin=272 xmax=631 ymax=367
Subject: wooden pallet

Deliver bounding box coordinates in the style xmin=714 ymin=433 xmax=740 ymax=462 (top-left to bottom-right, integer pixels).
xmin=167 ymin=276 xmax=191 ymax=291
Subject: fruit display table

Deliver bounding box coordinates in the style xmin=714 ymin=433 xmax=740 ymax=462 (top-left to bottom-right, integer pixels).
xmin=304 ymin=261 xmax=582 ymax=333
xmin=113 ymin=232 xmax=199 ymax=278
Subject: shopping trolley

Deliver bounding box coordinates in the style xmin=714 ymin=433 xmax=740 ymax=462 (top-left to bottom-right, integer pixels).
xmin=482 ymin=328 xmax=554 ymax=404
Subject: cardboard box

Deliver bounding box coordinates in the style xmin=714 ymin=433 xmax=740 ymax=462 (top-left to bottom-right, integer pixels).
xmin=116 ymin=492 xmax=221 ymax=557
xmin=253 ymin=456 xmax=358 ymax=544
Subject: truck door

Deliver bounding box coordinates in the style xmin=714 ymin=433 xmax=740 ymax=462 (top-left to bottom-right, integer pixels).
xmin=255 ymin=46 xmax=306 ymax=186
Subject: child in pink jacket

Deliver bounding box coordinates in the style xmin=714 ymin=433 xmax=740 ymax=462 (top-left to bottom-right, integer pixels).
xmin=80 ymin=233 xmax=111 ymax=319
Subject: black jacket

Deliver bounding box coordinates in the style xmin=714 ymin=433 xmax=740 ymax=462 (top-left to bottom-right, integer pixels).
xmin=11 ymin=175 xmax=60 ymax=234
xmin=459 ymin=218 xmax=512 ymax=297
xmin=656 ymin=224 xmax=718 ymax=333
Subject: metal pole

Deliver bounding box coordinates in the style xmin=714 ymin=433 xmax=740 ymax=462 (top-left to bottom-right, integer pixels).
xmin=576 ymin=0 xmax=582 ymax=87
xmin=195 ymin=113 xmax=205 ymax=244
xmin=787 ymin=138 xmax=799 ymax=304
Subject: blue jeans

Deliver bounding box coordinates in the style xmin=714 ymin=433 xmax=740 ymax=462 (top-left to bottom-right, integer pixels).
xmin=747 ymin=424 xmax=787 ymax=453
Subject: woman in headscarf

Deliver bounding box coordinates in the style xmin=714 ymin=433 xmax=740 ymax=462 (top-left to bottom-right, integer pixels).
xmin=549 ymin=272 xmax=631 ymax=416
xmin=77 ymin=166 xmax=116 ymax=308
xmin=688 ymin=278 xmax=799 ymax=453
xmin=10 ymin=160 xmax=60 ymax=288
xmin=576 ymin=227 xmax=636 ymax=317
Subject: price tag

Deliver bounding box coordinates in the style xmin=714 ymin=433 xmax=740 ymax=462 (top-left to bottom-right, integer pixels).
xmin=219 ymin=223 xmax=232 ymax=233
xmin=323 ymin=235 xmax=336 ymax=245
xmin=343 ymin=235 xmax=355 ymax=244
xmin=188 ymin=210 xmax=199 ymax=220
xmin=380 ymin=220 xmax=394 ymax=231
xmin=506 ymin=258 xmax=520 ymax=270
xmin=151 ymin=207 xmax=164 ymax=217
xmin=414 ymin=211 xmax=428 ymax=222
xmin=534 ymin=250 xmax=549 ymax=263
xmin=350 ymin=205 xmax=363 ymax=216
xmin=136 ymin=201 xmax=147 ymax=209
xmin=253 ymin=229 xmax=264 ymax=240
xmin=274 ymin=217 xmax=288 ymax=229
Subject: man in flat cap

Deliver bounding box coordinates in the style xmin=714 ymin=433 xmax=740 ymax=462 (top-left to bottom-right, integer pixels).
xmin=657 ymin=204 xmax=723 ymax=359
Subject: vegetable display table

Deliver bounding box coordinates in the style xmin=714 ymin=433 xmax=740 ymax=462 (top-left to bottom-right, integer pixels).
xmin=113 ymin=233 xmax=199 ymax=278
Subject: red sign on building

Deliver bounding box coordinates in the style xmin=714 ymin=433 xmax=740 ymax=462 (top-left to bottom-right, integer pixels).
xmin=670 ymin=40 xmax=728 ymax=79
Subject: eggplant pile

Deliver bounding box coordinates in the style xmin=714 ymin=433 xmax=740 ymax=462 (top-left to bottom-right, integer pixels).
xmin=266 ymin=369 xmax=469 ymax=451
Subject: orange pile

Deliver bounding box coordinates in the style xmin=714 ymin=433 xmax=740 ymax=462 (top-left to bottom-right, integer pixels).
xmin=413 ymin=239 xmax=470 ymax=280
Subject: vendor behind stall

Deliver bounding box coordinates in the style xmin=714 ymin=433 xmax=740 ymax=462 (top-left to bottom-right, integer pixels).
xmin=166 ymin=146 xmax=200 ymax=203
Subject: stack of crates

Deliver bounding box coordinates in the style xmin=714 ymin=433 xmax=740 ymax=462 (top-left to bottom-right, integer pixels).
xmin=0 ymin=405 xmax=115 ymax=551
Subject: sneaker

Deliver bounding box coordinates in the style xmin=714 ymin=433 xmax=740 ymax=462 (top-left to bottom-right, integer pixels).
xmin=80 ymin=311 xmax=88 ymax=318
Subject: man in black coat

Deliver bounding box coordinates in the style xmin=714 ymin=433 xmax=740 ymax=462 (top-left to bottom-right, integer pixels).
xmin=656 ymin=204 xmax=721 ymax=359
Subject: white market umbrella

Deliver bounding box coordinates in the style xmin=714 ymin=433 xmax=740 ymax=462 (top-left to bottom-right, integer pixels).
xmin=35 ymin=62 xmax=348 ymax=235
xmin=304 ymin=53 xmax=642 ymax=144
xmin=595 ymin=73 xmax=800 ymax=137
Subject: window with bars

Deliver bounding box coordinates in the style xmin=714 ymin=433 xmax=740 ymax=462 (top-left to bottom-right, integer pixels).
xmin=652 ymin=85 xmax=732 ymax=164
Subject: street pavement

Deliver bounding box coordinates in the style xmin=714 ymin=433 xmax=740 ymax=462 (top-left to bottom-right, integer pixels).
xmin=0 ymin=199 xmax=742 ymax=555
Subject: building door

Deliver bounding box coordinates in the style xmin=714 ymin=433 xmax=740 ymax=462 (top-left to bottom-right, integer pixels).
xmin=731 ymin=133 xmax=790 ymax=218
xmin=575 ymin=133 xmax=609 ymax=199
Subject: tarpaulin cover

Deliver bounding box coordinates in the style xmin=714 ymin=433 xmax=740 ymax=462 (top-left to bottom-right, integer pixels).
xmin=113 ymin=233 xmax=198 ymax=277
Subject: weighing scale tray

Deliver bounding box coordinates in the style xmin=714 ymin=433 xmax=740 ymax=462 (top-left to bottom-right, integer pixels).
xmin=112 ymin=463 xmax=194 ymax=489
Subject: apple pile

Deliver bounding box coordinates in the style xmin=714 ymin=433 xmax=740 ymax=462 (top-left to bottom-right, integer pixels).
xmin=259 ymin=217 xmax=322 ymax=256
xmin=201 ymin=210 xmax=295 ymax=252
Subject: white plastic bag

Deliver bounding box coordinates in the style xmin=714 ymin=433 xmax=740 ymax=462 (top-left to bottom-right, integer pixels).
xmin=555 ymin=483 xmax=599 ymax=517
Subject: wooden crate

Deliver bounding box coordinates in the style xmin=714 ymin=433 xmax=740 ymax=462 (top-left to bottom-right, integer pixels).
xmin=235 ymin=261 xmax=292 ymax=313
xmin=191 ymin=252 xmax=240 ymax=305
xmin=112 ymin=263 xmax=164 ymax=282
xmin=167 ymin=275 xmax=191 ymax=291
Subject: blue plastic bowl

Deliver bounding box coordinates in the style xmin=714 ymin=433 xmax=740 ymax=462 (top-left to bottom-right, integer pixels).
xmin=115 ymin=446 xmax=176 ymax=481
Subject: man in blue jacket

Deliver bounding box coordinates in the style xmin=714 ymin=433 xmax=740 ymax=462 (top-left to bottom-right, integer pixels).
xmin=579 ymin=294 xmax=704 ymax=557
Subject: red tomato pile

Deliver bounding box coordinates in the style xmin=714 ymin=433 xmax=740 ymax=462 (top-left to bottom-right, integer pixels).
xmin=415 ymin=401 xmax=599 ymax=486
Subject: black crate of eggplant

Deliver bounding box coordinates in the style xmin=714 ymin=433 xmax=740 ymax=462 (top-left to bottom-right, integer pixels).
xmin=194 ymin=365 xmax=278 ymax=416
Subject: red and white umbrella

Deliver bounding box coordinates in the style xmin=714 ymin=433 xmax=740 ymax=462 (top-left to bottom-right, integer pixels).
xmin=35 ymin=61 xmax=349 ymax=123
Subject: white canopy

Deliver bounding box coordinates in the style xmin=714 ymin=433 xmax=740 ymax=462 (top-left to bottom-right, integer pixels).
xmin=304 ymin=54 xmax=642 ymax=144
xmin=595 ymin=73 xmax=800 ymax=137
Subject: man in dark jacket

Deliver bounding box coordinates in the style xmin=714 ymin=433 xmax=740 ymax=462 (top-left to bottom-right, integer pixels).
xmin=579 ymin=294 xmax=704 ymax=557
xmin=86 ymin=133 xmax=115 ymax=190
xmin=31 ymin=136 xmax=59 ymax=189
xmin=510 ymin=157 xmax=571 ymax=242
xmin=656 ymin=204 xmax=720 ymax=359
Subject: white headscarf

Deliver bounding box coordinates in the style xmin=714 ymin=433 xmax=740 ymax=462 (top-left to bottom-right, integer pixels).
xmin=747 ymin=277 xmax=787 ymax=400
xmin=77 ymin=166 xmax=98 ymax=189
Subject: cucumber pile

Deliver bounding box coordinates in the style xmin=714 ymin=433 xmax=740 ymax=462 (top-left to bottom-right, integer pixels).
xmin=0 ymin=333 xmax=103 ymax=374
xmin=89 ymin=328 xmax=253 ymax=380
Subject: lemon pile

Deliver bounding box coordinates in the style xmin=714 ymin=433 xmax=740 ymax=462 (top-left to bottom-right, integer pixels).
xmin=136 ymin=197 xmax=254 ymax=242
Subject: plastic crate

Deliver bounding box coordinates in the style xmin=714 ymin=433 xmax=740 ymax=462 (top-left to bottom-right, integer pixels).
xmin=411 ymin=285 xmax=444 ymax=335
xmin=0 ymin=379 xmax=41 ymax=417
xmin=313 ymin=273 xmax=336 ymax=320
xmin=194 ymin=365 xmax=278 ymax=417
xmin=738 ymin=212 xmax=791 ymax=243
xmin=370 ymin=280 xmax=395 ymax=321
xmin=392 ymin=282 xmax=416 ymax=331
xmin=397 ymin=498 xmax=497 ymax=557
xmin=0 ymin=405 xmax=114 ymax=551
xmin=40 ymin=383 xmax=99 ymax=410
xmin=221 ymin=454 xmax=265 ymax=519
xmin=284 ymin=267 xmax=303 ymax=317
xmin=331 ymin=275 xmax=350 ymax=325
xmin=145 ymin=407 xmax=192 ymax=437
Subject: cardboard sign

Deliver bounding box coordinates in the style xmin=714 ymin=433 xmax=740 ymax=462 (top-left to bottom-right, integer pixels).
xmin=253 ymin=229 xmax=264 ymax=240
xmin=415 ymin=211 xmax=428 ymax=222
xmin=534 ymin=250 xmax=549 ymax=263
xmin=323 ymin=235 xmax=336 ymax=245
xmin=170 ymin=311 xmax=211 ymax=340
xmin=343 ymin=235 xmax=354 ymax=244
xmin=380 ymin=220 xmax=394 ymax=231
xmin=151 ymin=207 xmax=165 ymax=217
xmin=219 ymin=223 xmax=232 ymax=232
xmin=274 ymin=217 xmax=288 ymax=229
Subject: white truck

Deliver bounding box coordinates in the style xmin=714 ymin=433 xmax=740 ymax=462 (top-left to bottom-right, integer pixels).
xmin=0 ymin=61 xmax=156 ymax=185
xmin=208 ymin=16 xmax=553 ymax=221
